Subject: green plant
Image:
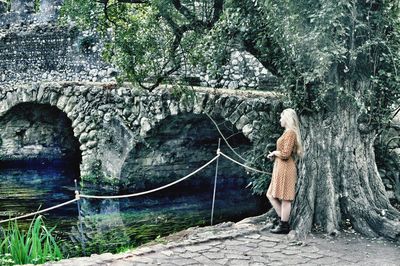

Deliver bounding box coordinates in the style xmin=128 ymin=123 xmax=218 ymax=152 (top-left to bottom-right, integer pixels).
xmin=0 ymin=216 xmax=63 ymax=265
xmin=34 ymin=0 xmax=40 ymax=12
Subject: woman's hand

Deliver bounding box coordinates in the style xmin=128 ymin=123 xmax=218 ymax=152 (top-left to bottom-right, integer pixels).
xmin=267 ymin=151 xmax=277 ymax=160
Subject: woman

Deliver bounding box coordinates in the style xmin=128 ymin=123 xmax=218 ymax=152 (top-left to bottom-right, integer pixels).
xmin=266 ymin=108 xmax=304 ymax=234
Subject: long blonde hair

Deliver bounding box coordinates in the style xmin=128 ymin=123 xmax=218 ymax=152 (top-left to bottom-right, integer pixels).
xmin=281 ymin=108 xmax=304 ymax=158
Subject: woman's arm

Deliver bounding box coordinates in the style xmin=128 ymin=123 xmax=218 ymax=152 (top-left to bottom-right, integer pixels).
xmin=274 ymin=131 xmax=296 ymax=160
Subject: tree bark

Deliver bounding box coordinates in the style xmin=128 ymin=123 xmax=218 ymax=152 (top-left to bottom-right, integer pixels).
xmin=291 ymin=102 xmax=400 ymax=241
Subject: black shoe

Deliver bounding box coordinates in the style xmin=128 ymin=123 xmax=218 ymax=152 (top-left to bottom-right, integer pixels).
xmin=270 ymin=221 xmax=290 ymax=234
xmin=271 ymin=217 xmax=280 ymax=227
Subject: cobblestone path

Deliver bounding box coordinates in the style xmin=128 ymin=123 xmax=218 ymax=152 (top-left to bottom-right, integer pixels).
xmin=39 ymin=214 xmax=400 ymax=266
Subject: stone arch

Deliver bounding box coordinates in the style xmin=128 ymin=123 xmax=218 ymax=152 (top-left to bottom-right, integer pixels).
xmin=0 ymin=102 xmax=81 ymax=170
xmin=119 ymin=112 xmax=252 ymax=194
xmin=116 ymin=90 xmax=281 ymax=188
xmin=0 ymin=84 xmax=104 ymax=176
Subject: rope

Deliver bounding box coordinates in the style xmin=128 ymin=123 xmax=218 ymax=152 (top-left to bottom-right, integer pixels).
xmin=205 ymin=112 xmax=249 ymax=162
xmin=80 ymin=154 xmax=220 ymax=199
xmin=219 ymin=151 xmax=270 ymax=175
xmin=0 ymin=198 xmax=79 ymax=224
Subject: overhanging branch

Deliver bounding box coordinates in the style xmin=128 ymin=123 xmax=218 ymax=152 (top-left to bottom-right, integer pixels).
xmin=171 ymin=0 xmax=197 ymax=22
xmin=96 ymin=0 xmax=148 ymax=3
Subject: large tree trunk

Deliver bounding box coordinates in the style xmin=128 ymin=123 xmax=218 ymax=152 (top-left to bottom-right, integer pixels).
xmin=291 ymin=103 xmax=400 ymax=241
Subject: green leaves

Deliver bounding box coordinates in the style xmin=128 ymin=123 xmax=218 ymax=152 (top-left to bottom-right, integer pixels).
xmin=61 ymin=0 xmax=226 ymax=89
xmin=0 ymin=216 xmax=63 ymax=265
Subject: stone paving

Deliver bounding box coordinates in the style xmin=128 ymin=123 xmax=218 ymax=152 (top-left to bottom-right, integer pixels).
xmin=39 ymin=214 xmax=400 ymax=266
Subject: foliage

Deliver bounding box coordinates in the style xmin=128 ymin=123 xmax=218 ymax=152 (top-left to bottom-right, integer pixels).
xmin=60 ymin=0 xmax=210 ymax=90
xmin=60 ymin=0 xmax=400 ymax=124
xmin=260 ymin=0 xmax=400 ymax=125
xmin=243 ymin=107 xmax=283 ymax=195
xmin=0 ymin=216 xmax=63 ymax=265
xmin=34 ymin=0 xmax=40 ymax=12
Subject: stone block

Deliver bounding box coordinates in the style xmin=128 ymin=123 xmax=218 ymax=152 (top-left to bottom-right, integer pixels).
xmin=63 ymin=96 xmax=78 ymax=114
xmin=49 ymin=92 xmax=59 ymax=106
xmin=103 ymin=112 xmax=112 ymax=122
xmin=0 ymin=1 xmax=7 ymax=14
xmin=242 ymin=124 xmax=253 ymax=137
xmin=79 ymin=132 xmax=89 ymax=143
xmin=52 ymin=91 xmax=64 ymax=108
xmin=11 ymin=0 xmax=34 ymax=14
xmin=139 ymin=117 xmax=152 ymax=137
xmin=169 ymin=101 xmax=179 ymax=115
xmin=36 ymin=85 xmax=45 ymax=102
xmin=80 ymin=144 xmax=87 ymax=151
xmin=73 ymin=122 xmax=87 ymax=136
xmin=236 ymin=115 xmax=250 ymax=130
xmin=227 ymin=110 xmax=241 ymax=125
xmin=86 ymin=140 xmax=98 ymax=149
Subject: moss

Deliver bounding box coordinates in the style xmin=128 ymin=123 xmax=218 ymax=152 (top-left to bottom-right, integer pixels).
xmin=79 ymin=36 xmax=97 ymax=54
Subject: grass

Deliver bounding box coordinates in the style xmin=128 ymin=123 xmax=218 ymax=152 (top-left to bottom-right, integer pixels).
xmin=0 ymin=216 xmax=63 ymax=265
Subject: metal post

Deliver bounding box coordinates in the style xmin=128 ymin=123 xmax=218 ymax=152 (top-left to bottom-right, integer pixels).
xmin=74 ymin=179 xmax=86 ymax=255
xmin=211 ymin=138 xmax=221 ymax=226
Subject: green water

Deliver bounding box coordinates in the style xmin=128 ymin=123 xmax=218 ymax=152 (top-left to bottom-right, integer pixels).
xmin=0 ymin=165 xmax=267 ymax=258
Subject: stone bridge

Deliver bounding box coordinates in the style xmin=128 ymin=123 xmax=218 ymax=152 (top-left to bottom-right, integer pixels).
xmin=0 ymin=0 xmax=283 ymax=189
xmin=0 ymin=82 xmax=282 ymax=187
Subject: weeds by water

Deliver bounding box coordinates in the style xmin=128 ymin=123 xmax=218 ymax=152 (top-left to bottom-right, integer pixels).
xmin=0 ymin=216 xmax=63 ymax=265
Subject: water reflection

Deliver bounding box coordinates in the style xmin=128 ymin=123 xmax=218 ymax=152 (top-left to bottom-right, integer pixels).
xmin=0 ymin=161 xmax=78 ymax=220
xmin=0 ymin=163 xmax=267 ymax=257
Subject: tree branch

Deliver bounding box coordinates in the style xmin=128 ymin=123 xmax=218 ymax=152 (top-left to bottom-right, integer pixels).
xmin=96 ymin=0 xmax=148 ymax=3
xmin=210 ymin=0 xmax=223 ymax=26
xmin=102 ymin=0 xmax=118 ymax=27
xmin=171 ymin=0 xmax=223 ymax=30
xmin=171 ymin=0 xmax=197 ymax=22
xmin=117 ymin=0 xmax=148 ymax=3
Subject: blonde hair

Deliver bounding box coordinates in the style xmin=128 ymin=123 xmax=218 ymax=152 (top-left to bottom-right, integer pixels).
xmin=281 ymin=108 xmax=304 ymax=158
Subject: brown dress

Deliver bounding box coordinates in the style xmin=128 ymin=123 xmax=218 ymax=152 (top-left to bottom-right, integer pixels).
xmin=268 ymin=129 xmax=297 ymax=201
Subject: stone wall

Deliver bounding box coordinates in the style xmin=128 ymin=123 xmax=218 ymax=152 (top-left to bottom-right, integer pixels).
xmin=0 ymin=24 xmax=117 ymax=83
xmin=0 ymin=82 xmax=283 ymax=184
xmin=172 ymin=50 xmax=280 ymax=90
xmin=0 ymin=0 xmax=117 ymax=84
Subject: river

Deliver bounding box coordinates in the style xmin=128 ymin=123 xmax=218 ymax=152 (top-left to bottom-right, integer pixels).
xmin=0 ymin=160 xmax=267 ymax=257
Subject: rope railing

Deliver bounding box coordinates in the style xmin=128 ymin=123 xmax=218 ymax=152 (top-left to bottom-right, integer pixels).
xmin=0 ymin=148 xmax=269 ymax=224
xmin=205 ymin=112 xmax=249 ymax=162
xmin=79 ymin=154 xmax=220 ymax=199
xmin=0 ymin=198 xmax=79 ymax=224
xmin=219 ymin=151 xmax=271 ymax=175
